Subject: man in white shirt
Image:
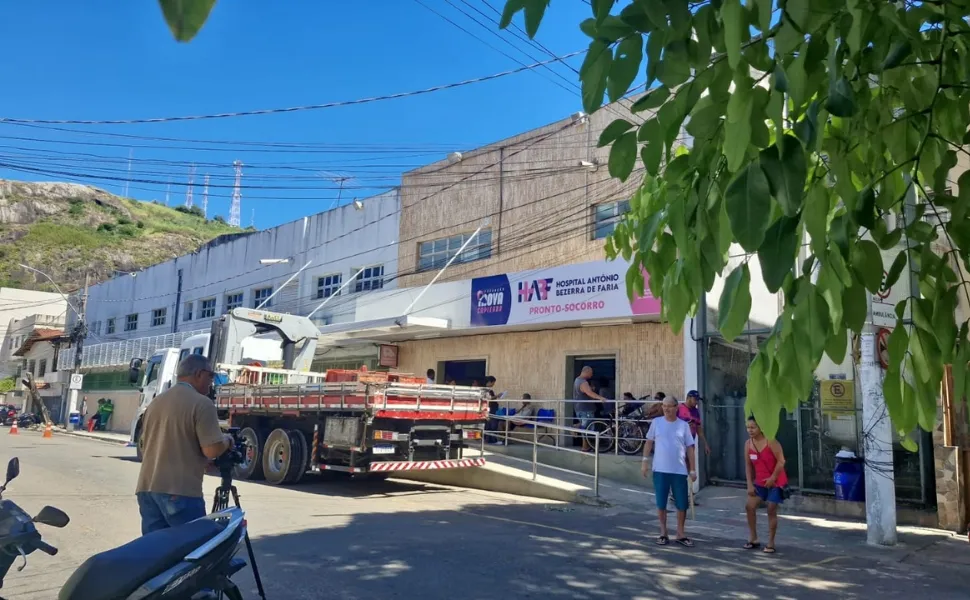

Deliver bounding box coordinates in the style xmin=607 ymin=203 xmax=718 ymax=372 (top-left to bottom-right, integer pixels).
xmin=642 ymin=396 xmax=697 ymax=547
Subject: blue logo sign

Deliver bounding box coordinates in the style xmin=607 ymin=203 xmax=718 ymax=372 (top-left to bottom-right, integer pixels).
xmin=471 ymin=274 xmax=511 ymax=326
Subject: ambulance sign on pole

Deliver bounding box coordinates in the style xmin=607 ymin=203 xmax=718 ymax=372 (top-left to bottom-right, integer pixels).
xmin=870 ymin=246 xmax=911 ymax=328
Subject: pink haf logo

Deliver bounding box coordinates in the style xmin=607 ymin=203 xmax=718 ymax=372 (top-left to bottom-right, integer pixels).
xmin=517 ymin=278 xmax=553 ymax=303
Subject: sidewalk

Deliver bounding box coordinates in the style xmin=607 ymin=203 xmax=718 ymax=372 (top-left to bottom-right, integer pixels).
xmin=55 ymin=426 xmax=131 ymax=446
xmin=481 ymin=450 xmax=968 ymax=566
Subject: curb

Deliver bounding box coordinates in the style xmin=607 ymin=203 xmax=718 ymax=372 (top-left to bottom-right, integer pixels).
xmin=56 ymin=429 xmax=132 ymax=446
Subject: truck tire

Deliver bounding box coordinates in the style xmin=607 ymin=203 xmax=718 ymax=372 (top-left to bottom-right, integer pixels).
xmin=236 ymin=426 xmax=266 ymax=481
xmin=262 ymin=428 xmax=299 ymax=485
xmin=285 ymin=430 xmax=309 ymax=485
xmin=134 ymin=421 xmax=145 ymax=463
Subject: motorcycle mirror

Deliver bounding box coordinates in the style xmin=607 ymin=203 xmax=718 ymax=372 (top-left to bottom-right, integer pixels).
xmin=33 ymin=506 xmax=70 ymax=528
xmin=5 ymin=458 xmax=19 ymax=484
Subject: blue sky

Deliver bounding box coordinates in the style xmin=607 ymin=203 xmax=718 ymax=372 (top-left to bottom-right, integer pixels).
xmin=0 ymin=1 xmax=594 ymax=229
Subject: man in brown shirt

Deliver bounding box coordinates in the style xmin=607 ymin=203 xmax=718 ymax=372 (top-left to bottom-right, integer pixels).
xmin=135 ymin=354 xmax=231 ymax=535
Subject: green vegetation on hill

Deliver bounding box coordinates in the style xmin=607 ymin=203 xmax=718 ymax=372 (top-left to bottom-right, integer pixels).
xmin=0 ymin=180 xmax=250 ymax=292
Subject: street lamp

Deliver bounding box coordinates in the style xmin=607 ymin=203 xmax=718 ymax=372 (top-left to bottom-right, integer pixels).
xmin=19 ymin=264 xmax=89 ymax=428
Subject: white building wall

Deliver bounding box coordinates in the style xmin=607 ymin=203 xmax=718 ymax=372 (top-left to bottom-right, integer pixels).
xmin=77 ymin=190 xmax=400 ymax=345
xmin=0 ymin=290 xmax=66 ymax=378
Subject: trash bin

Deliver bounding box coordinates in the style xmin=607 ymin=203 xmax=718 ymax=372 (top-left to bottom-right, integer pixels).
xmin=69 ymin=411 xmax=80 ymax=431
xmin=833 ymin=451 xmax=865 ymax=502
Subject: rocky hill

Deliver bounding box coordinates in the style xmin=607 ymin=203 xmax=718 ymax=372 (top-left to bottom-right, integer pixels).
xmin=0 ymin=179 xmax=246 ymax=292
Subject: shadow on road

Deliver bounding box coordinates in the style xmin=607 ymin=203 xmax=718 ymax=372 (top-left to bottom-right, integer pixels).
xmin=232 ymin=502 xmax=967 ymax=600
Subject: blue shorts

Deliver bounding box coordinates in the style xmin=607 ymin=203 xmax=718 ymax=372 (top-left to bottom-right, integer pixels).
xmin=136 ymin=492 xmax=206 ymax=536
xmin=755 ymin=485 xmax=785 ymax=505
xmin=653 ymin=472 xmax=689 ymax=512
xmin=576 ymin=410 xmax=596 ymax=429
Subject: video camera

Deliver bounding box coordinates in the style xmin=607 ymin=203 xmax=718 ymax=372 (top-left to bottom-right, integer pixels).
xmin=213 ymin=427 xmax=247 ymax=473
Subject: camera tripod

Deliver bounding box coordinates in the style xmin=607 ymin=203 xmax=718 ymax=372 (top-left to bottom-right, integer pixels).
xmin=212 ymin=466 xmax=267 ymax=600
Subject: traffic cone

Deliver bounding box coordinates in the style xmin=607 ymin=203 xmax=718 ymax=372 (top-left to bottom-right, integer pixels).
xmin=8 ymin=421 xmax=18 ymax=435
xmin=42 ymin=422 xmax=52 ymax=439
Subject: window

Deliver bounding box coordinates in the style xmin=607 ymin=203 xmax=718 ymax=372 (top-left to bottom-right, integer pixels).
xmin=183 ymin=301 xmax=194 ymax=322
xmin=418 ymin=229 xmax=493 ymax=272
xmin=27 ymin=360 xmax=35 ymax=375
xmin=37 ymin=359 xmax=46 ymax=378
xmin=225 ymin=292 xmax=244 ymax=312
xmin=106 ymin=318 xmax=116 ymax=335
xmin=592 ymin=200 xmax=631 ymax=239
xmin=151 ymin=308 xmax=167 ymax=328
xmin=355 ymin=265 xmax=385 ymax=292
xmin=125 ymin=313 xmax=138 ymax=332
xmin=199 ymin=298 xmax=216 ymax=319
xmin=145 ymin=355 xmax=162 ymax=386
xmin=316 ymin=274 xmax=343 ymax=299
xmin=253 ymin=287 xmax=273 ymax=308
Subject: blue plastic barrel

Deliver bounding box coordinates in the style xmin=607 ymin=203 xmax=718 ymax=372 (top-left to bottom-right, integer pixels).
xmin=68 ymin=411 xmax=80 ymax=425
xmin=833 ymin=457 xmax=865 ymax=502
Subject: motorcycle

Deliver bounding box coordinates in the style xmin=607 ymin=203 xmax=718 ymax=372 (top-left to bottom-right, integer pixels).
xmin=0 ymin=455 xmax=251 ymax=600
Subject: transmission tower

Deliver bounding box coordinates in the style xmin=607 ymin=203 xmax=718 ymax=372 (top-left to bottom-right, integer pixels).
xmin=229 ymin=160 xmax=243 ymax=227
xmin=185 ymin=165 xmax=196 ymax=208
xmin=202 ymin=174 xmax=210 ymax=218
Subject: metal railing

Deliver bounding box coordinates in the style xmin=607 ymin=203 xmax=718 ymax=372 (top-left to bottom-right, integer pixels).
xmin=487 ymin=413 xmax=604 ymax=496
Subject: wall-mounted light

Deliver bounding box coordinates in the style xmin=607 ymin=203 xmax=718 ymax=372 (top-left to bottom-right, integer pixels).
xmin=353 ymin=199 xmax=364 ymax=211
xmin=259 ymin=258 xmax=291 ymax=266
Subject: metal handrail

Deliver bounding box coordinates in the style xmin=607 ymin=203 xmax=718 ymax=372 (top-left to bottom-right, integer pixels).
xmin=488 ymin=414 xmax=602 ymax=496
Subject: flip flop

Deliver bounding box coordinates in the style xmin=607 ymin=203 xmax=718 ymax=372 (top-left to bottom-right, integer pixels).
xmin=743 ymin=541 xmax=761 ymax=550
xmin=763 ymin=546 xmax=776 ymax=554
xmin=675 ymin=537 xmax=694 ymax=548
xmin=656 ymin=535 xmax=669 ymax=546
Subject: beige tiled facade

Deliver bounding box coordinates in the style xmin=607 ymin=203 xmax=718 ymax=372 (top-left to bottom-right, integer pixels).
xmin=398 ymin=102 xmax=651 ymax=288
xmin=397 ymin=323 xmax=684 ymax=402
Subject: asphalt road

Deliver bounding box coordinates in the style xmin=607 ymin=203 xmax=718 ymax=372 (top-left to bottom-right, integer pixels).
xmin=0 ymin=431 xmax=966 ymax=599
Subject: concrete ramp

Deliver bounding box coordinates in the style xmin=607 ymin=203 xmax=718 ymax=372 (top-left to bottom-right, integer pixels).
xmin=393 ymin=455 xmax=604 ymax=505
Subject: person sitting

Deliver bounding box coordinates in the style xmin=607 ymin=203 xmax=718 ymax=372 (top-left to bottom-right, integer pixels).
xmin=509 ymin=394 xmax=536 ymax=430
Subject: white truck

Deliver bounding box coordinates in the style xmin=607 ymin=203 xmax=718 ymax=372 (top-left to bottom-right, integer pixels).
xmin=128 ymin=308 xmax=488 ymax=483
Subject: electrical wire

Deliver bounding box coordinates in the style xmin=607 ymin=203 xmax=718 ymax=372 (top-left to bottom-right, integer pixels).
xmin=0 ymin=51 xmax=585 ymax=126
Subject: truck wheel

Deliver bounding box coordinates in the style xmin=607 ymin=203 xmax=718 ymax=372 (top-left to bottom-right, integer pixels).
xmin=285 ymin=430 xmax=308 ymax=485
xmin=236 ymin=426 xmax=266 ymax=481
xmin=262 ymin=428 xmax=298 ymax=485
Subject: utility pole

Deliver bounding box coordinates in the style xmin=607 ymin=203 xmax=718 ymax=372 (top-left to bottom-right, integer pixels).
xmin=66 ymin=274 xmax=90 ymax=426
xmin=123 ymin=149 xmax=133 ymax=198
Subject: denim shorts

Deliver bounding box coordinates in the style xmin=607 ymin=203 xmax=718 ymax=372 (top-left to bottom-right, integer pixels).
xmin=755 ymin=485 xmax=785 ymax=505
xmin=653 ymin=472 xmax=689 ymax=511
xmin=576 ymin=410 xmax=596 ymax=429
xmin=136 ymin=492 xmax=206 ymax=535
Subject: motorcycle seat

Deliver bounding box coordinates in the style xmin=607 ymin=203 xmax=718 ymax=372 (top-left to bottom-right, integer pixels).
xmin=58 ymin=518 xmax=224 ymax=600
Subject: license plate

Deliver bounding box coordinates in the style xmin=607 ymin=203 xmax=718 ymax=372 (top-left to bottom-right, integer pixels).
xmin=372 ymin=445 xmax=395 ymax=455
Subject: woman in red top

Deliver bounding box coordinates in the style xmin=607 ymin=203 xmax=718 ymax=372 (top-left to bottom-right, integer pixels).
xmin=743 ymin=416 xmax=788 ymax=554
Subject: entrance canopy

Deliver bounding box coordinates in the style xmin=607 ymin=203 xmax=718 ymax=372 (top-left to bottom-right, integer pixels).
xmin=315 ymin=315 xmax=449 ymax=347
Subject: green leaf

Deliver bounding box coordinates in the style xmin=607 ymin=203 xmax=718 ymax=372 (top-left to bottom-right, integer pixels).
xmin=580 ymin=41 xmax=613 ymax=114
xmin=785 ymin=49 xmax=807 ymax=109
xmin=817 ymin=263 xmax=844 ymax=330
xmin=718 ymin=264 xmax=753 ymax=343
xmin=608 ymin=34 xmax=644 ymax=102
xmin=900 ymin=435 xmax=918 ymax=453
xmin=598 ymin=119 xmax=636 ymax=148
xmin=722 ymin=0 xmax=743 ymax=70
xmin=851 ymin=187 xmax=876 ymax=230
xmin=592 ymin=0 xmax=615 ymax=24
xmin=725 ymin=162 xmax=772 ymax=252
xmin=630 ymin=86 xmax=669 ymax=112
xmin=825 ymin=323 xmax=848 ymax=364
xmin=794 ymin=283 xmax=830 ymax=363
xmin=881 ymin=40 xmax=913 ymax=71
xmin=804 ymin=186 xmax=829 ymax=258
xmin=887 ymin=320 xmax=909 ymax=367
xmin=593 ymin=15 xmax=635 ymax=42
xmin=794 ymin=101 xmax=820 ymax=149
xmin=933 ymin=286 xmax=958 ymax=361
xmin=522 ymin=0 xmax=550 ymax=38
xmin=657 ymin=45 xmax=691 ymax=88
xmin=850 ymin=240 xmax=884 ymax=294
xmin=758 ymin=136 xmax=807 ymax=217
xmin=747 ymin=355 xmax=780 ymax=438
xmin=608 ymin=132 xmax=638 ymax=181
xmin=158 ymin=0 xmax=216 ymax=42
xmin=754 ymin=0 xmax=773 ymax=33
xmin=883 ymin=368 xmax=905 ymax=429
xmin=579 ymin=18 xmax=598 ymax=38
xmin=724 ymin=83 xmax=753 ymax=172
xmin=883 ymin=251 xmax=907 ymax=293
xmin=645 ymin=28 xmax=666 ymax=86
xmin=844 ymin=281 xmax=867 ymax=333
xmin=619 ymin=2 xmax=655 ymax=32
xmin=758 ymin=216 xmax=800 ymax=293
xmin=825 ymin=77 xmax=856 ymax=118
xmin=640 ymin=0 xmax=667 ymax=30
xmin=638 ymin=119 xmax=663 ymax=175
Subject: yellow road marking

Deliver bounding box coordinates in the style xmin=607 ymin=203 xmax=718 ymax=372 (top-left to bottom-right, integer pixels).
xmin=475 ymin=513 xmax=845 ymax=576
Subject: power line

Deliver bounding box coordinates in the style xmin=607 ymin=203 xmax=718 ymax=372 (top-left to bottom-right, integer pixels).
xmin=0 ymin=51 xmax=585 ymax=126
